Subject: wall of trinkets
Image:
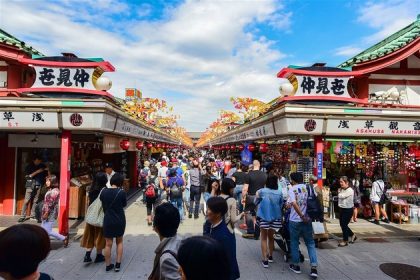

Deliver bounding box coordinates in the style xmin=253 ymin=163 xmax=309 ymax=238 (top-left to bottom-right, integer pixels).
xmin=69 ymin=141 xmax=105 ymax=219
xmin=323 ymin=140 xmax=420 ymax=224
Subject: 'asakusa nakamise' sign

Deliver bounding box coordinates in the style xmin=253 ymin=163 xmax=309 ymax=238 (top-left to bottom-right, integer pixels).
xmin=294 ymin=75 xmax=352 ymax=98
xmin=32 ymin=66 xmax=95 ymax=90
xmin=327 ymin=119 xmax=420 ymax=137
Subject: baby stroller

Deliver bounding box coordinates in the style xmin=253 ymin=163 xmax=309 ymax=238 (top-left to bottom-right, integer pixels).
xmin=274 ymin=207 xmax=305 ymax=263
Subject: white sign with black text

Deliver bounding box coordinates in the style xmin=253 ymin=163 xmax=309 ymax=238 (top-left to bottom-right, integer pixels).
xmin=294 ymin=75 xmax=352 ymax=98
xmin=32 ymin=66 xmax=95 ymax=90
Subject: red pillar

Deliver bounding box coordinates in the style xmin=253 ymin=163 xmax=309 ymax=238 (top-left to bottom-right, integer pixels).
xmin=314 ymin=136 xmax=323 ymax=188
xmin=58 ymin=131 xmax=71 ymax=236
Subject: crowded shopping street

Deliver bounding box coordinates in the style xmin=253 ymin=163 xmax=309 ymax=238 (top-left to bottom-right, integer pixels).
xmin=0 ymin=1 xmax=420 ymax=280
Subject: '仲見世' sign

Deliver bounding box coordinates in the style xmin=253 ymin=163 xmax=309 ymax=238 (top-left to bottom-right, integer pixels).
xmin=32 ymin=66 xmax=95 ymax=90
xmin=293 ymin=75 xmax=352 ymax=98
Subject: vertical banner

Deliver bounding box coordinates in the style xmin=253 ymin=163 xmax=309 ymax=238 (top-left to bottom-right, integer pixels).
xmin=58 ymin=131 xmax=71 ymax=236
xmin=317 ymin=153 xmax=323 ymax=180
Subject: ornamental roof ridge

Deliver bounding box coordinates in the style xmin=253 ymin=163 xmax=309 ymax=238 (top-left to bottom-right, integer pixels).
xmin=338 ymin=15 xmax=419 ymax=68
xmin=0 ymin=28 xmax=44 ymax=56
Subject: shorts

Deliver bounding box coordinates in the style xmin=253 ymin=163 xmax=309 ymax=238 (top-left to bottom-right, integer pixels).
xmin=256 ymin=217 xmax=282 ymax=230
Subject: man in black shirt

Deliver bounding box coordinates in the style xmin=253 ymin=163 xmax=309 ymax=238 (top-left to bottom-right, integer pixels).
xmin=242 ymin=160 xmax=267 ymax=239
xmin=19 ymin=156 xmax=48 ymax=223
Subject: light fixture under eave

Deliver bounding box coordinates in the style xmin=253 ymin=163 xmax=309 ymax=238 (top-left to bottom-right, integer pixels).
xmin=31 ymin=133 xmax=38 ymax=143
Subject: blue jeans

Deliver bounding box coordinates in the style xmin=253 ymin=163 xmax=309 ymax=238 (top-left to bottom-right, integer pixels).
xmin=171 ymin=197 xmax=184 ymax=220
xmin=183 ymin=187 xmax=190 ymax=208
xmin=234 ymin=185 xmax=243 ymax=212
xmin=289 ymin=221 xmax=318 ymax=267
xmin=203 ymin=192 xmax=211 ymax=202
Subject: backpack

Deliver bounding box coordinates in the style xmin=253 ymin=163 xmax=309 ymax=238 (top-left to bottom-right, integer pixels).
xmin=145 ymin=183 xmax=157 ymax=198
xmin=306 ymin=184 xmax=323 ymax=221
xmin=148 ymin=250 xmax=178 ymax=280
xmin=169 ymin=179 xmax=183 ymax=199
xmin=377 ymin=180 xmax=392 ymax=204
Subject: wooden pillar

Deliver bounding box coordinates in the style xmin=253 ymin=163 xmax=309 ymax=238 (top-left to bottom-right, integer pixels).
xmin=58 ymin=131 xmax=71 ymax=236
xmin=314 ymin=136 xmax=323 ymax=188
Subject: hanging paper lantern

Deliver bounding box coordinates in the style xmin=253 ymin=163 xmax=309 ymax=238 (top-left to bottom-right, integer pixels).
xmin=120 ymin=139 xmax=130 ymax=150
xmin=136 ymin=141 xmax=144 ymax=150
xmin=248 ymin=144 xmax=256 ymax=152
xmin=156 ymin=143 xmax=162 ymax=148
xmin=147 ymin=142 xmax=153 ymax=149
xmin=237 ymin=144 xmax=245 ymax=151
xmin=230 ymin=145 xmax=236 ymax=150
xmin=260 ymin=143 xmax=268 ymax=153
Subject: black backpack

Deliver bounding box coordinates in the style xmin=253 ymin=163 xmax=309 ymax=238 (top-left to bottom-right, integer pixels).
xmin=306 ymin=184 xmax=323 ymax=221
xmin=169 ymin=179 xmax=183 ymax=199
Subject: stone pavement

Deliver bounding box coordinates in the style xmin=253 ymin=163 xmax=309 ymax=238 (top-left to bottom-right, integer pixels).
xmin=8 ymin=193 xmax=420 ymax=280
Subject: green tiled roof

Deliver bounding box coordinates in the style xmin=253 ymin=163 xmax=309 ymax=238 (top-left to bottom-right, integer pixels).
xmin=0 ymin=28 xmax=43 ymax=56
xmin=339 ymin=15 xmax=420 ymax=68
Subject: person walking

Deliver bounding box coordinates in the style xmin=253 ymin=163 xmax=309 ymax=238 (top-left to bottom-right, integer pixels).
xmin=137 ymin=161 xmax=151 ymax=204
xmin=206 ymin=197 xmax=240 ymax=280
xmin=19 ymin=156 xmax=48 ymax=223
xmin=177 ymin=236 xmax=230 ymax=280
xmin=167 ymin=168 xmax=185 ymax=221
xmin=149 ymin=203 xmax=182 ymax=280
xmin=81 ymin=172 xmax=107 ymax=263
xmin=188 ymin=160 xmax=204 ymax=219
xmin=242 ymin=160 xmax=267 ymax=239
xmin=219 ymin=178 xmax=244 ymax=234
xmin=288 ymin=172 xmax=318 ymax=279
xmin=255 ymin=175 xmax=283 ymax=268
xmin=41 ymin=175 xmax=69 ymax=247
xmin=338 ymin=176 xmax=357 ymax=247
xmin=146 ymin=166 xmax=160 ymax=226
xmin=370 ymin=172 xmax=390 ymax=224
xmin=100 ymin=173 xmax=127 ymax=272
xmin=351 ymin=175 xmax=361 ymax=223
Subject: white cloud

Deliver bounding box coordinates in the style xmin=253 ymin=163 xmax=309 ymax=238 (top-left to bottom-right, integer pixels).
xmin=334 ymin=46 xmax=363 ymax=57
xmin=0 ymin=0 xmax=290 ymax=131
xmin=357 ymin=0 xmax=419 ymax=44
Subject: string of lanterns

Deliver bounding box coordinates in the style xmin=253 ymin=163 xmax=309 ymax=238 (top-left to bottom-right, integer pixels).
xmin=206 ymin=142 xmax=269 ymax=153
xmin=119 ymin=139 xmax=179 ymax=151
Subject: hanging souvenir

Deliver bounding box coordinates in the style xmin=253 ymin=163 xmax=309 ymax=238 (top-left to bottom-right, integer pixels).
xmin=334 ymin=141 xmax=343 ymax=154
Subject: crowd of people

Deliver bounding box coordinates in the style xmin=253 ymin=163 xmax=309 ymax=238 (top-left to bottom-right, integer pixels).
xmin=1 ymin=150 xmax=397 ymax=280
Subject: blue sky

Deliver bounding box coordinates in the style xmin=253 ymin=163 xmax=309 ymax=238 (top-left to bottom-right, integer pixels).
xmin=0 ymin=0 xmax=418 ymax=131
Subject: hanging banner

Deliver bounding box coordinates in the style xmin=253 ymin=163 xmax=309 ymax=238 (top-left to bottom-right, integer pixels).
xmin=32 ymin=66 xmax=95 ymax=90
xmin=293 ymin=75 xmax=352 ymax=98
xmin=327 ymin=119 xmax=420 ymax=137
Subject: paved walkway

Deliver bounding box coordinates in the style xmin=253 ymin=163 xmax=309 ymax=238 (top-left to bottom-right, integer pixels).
xmin=10 ymin=194 xmax=420 ymax=279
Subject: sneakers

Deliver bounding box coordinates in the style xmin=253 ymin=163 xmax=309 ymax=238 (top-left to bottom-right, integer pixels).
xmin=349 ymin=235 xmax=358 ymax=244
xmin=194 ymin=214 xmax=199 ymax=219
xmin=242 ymin=233 xmax=255 ymax=239
xmin=289 ymin=264 xmax=301 ymax=274
xmin=83 ymin=255 xmax=92 ymax=263
xmin=105 ymin=264 xmax=114 ymax=272
xmin=267 ymin=255 xmax=273 ymax=263
xmin=262 ymin=260 xmax=269 ymax=268
xmin=373 ymin=220 xmax=380 ymax=225
xmin=115 ymin=262 xmax=121 ymax=272
xmin=310 ymin=267 xmax=318 ymax=279
xmin=382 ymin=218 xmax=390 ymax=224
xmin=188 ymin=213 xmax=192 ymax=219
xmin=18 ymin=217 xmax=25 ymax=223
xmin=338 ymin=241 xmax=348 ymax=247
xmin=94 ymin=254 xmax=105 ymax=263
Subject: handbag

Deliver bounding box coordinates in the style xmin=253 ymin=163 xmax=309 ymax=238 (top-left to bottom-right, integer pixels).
xmin=85 ymin=189 xmax=105 ymax=227
xmin=312 ymin=221 xmax=326 ymax=234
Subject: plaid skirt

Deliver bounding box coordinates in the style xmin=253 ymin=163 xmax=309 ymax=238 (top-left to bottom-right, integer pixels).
xmin=256 ymin=217 xmax=282 ymax=230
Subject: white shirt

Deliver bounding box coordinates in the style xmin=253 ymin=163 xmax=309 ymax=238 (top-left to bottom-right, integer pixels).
xmin=370 ymin=180 xmax=385 ymax=203
xmin=106 ymin=170 xmax=115 ymax=188
xmin=288 ymin=184 xmax=308 ymax=222
xmin=338 ymin=187 xmax=354 ymax=208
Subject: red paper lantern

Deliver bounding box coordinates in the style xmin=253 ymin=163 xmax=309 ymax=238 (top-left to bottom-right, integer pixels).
xmin=248 ymin=144 xmax=255 ymax=152
xmin=230 ymin=145 xmax=236 ymax=150
xmin=156 ymin=143 xmax=162 ymax=148
xmin=147 ymin=142 xmax=153 ymax=149
xmin=260 ymin=143 xmax=268 ymax=153
xmin=120 ymin=139 xmax=130 ymax=150
xmin=136 ymin=141 xmax=144 ymax=150
xmin=237 ymin=144 xmax=244 ymax=151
